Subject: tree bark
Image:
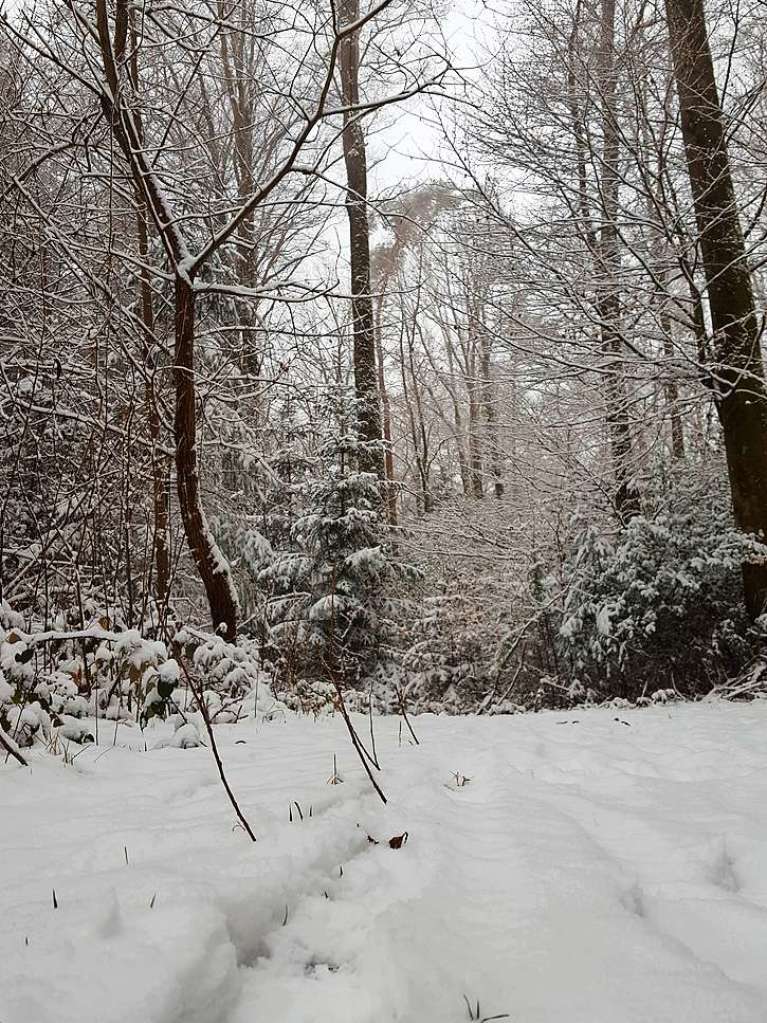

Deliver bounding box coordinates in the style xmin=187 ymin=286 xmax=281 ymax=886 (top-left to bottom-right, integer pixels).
xmin=338 ymin=0 xmax=385 ymax=480
xmin=479 ymin=325 xmax=504 ymax=498
xmin=129 ymin=19 xmax=171 ymax=614
xmin=665 ymin=0 xmax=767 ymax=617
xmin=375 ymin=290 xmax=398 ymax=523
xmin=442 ymin=330 xmax=472 ymax=497
xmin=660 ymin=296 xmax=686 ymax=461
xmin=398 ymin=315 xmax=432 ymax=514
xmin=136 ymin=203 xmax=170 ymax=611
xmin=598 ymin=0 xmax=641 ymax=524
xmin=467 ymin=378 xmax=484 ymax=500
xmin=96 ymin=0 xmax=239 ymax=637
xmin=175 ymin=277 xmax=239 ymax=639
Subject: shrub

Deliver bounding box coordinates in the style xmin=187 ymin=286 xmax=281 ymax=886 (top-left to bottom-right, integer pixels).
xmin=558 ymin=508 xmax=766 ymax=699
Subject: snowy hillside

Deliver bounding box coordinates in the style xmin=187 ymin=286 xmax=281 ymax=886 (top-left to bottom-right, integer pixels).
xmin=3 ymin=703 xmax=767 ymax=1023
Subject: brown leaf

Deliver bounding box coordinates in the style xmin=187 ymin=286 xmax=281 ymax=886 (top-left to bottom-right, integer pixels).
xmin=388 ymin=832 xmax=408 ymax=849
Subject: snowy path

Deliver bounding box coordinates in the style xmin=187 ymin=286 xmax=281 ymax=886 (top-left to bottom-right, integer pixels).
xmin=2 ymin=703 xmax=767 ymax=1022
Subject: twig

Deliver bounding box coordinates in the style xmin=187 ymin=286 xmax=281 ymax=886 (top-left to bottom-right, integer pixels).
xmin=480 ymin=661 xmax=524 ymax=715
xmin=332 ymin=680 xmax=387 ymax=805
xmin=368 ymin=682 xmax=380 ymax=768
xmin=394 ymin=684 xmax=419 ymax=745
xmin=178 ymin=660 xmax=257 ymax=842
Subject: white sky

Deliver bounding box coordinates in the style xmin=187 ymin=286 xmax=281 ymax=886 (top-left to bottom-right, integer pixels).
xmin=368 ymin=0 xmax=491 ymax=192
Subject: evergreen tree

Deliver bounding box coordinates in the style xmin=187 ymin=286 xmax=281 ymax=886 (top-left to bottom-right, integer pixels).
xmin=257 ymin=390 xmax=408 ymax=692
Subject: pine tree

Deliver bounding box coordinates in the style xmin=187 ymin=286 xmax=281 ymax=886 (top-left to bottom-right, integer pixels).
xmin=258 ymin=390 xmax=408 ymax=693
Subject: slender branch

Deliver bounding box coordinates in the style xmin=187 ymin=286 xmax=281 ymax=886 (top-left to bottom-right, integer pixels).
xmin=394 ymin=684 xmax=419 ymax=744
xmin=178 ymin=659 xmax=257 ymax=841
xmin=331 ymin=679 xmax=387 ymax=804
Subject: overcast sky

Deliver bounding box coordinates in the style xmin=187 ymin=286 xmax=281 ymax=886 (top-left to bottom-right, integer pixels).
xmin=368 ymin=0 xmax=492 ymax=192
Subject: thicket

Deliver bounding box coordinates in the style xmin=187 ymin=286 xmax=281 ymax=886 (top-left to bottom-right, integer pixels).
xmin=3 ymin=0 xmax=767 ymax=754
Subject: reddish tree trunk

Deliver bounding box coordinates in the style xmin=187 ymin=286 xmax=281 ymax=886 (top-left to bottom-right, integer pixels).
xmin=96 ymin=0 xmax=239 ymax=635
xmin=174 ymin=277 xmax=239 ymax=639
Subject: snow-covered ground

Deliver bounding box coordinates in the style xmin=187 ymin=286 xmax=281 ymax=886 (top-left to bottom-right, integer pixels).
xmin=3 ymin=702 xmax=767 ymax=1023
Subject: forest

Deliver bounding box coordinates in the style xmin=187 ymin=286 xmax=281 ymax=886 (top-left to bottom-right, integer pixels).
xmin=3 ymin=0 xmax=767 ymax=728
xmin=2 ymin=3 xmax=767 ymax=1020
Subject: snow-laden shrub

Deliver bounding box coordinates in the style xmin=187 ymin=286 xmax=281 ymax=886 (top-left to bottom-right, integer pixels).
xmin=558 ymin=509 xmax=767 ymax=699
xmin=0 ymin=598 xmax=287 ymax=747
xmin=169 ymin=721 xmax=203 ymax=748
xmin=400 ymin=592 xmax=488 ymax=711
xmin=9 ymin=703 xmax=52 ymax=747
xmin=275 ymin=677 xmax=338 ymax=716
xmin=140 ymin=657 xmax=180 ymax=726
xmin=395 ymin=496 xmax=545 ymax=714
xmin=172 ymin=627 xmax=286 ymax=723
xmin=0 ymin=614 xmax=40 ymax=733
xmin=0 ymin=651 xmax=52 ymax=747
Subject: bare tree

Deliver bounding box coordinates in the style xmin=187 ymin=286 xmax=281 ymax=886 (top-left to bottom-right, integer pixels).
xmin=3 ymin=0 xmax=449 ymax=636
xmin=595 ymin=0 xmax=641 ymax=522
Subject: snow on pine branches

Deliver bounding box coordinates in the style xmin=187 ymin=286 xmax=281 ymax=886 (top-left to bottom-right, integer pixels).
xmin=252 ymin=390 xmax=417 ymax=693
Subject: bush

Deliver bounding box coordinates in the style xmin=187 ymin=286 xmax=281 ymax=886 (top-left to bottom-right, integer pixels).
xmin=558 ymin=507 xmax=766 ymax=700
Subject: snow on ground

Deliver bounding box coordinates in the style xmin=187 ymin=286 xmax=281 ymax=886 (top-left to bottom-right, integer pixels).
xmin=2 ymin=702 xmax=767 ymax=1023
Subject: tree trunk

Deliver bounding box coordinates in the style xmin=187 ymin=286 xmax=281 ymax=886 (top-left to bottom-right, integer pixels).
xmin=660 ymin=297 xmax=686 ymax=461
xmin=136 ymin=203 xmax=170 ymax=611
xmin=96 ymin=0 xmax=239 ymax=635
xmin=129 ymin=18 xmax=170 ymax=618
xmin=443 ymin=331 xmax=472 ymax=496
xmin=598 ymin=0 xmax=640 ymax=524
xmin=479 ymin=327 xmax=504 ymax=498
xmin=463 ymin=323 xmax=484 ymax=500
xmin=220 ymin=12 xmax=264 ymax=487
xmin=375 ymin=290 xmax=398 ymax=523
xmin=174 ymin=276 xmax=239 ymax=639
xmin=467 ymin=378 xmax=484 ymax=500
xmin=338 ymin=0 xmax=385 ymax=480
xmin=665 ymin=0 xmax=767 ymax=617
xmin=399 ymin=317 xmax=433 ymax=514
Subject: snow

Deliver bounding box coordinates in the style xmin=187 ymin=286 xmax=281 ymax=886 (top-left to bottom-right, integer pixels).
xmin=2 ymin=702 xmax=767 ymax=1023
xmin=0 ymin=675 xmax=12 ymax=703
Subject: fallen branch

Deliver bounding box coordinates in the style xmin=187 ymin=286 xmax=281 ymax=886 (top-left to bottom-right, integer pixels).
xmin=0 ymin=725 xmax=29 ymax=767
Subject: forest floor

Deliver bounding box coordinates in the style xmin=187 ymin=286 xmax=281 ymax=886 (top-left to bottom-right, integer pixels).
xmin=2 ymin=702 xmax=767 ymax=1023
